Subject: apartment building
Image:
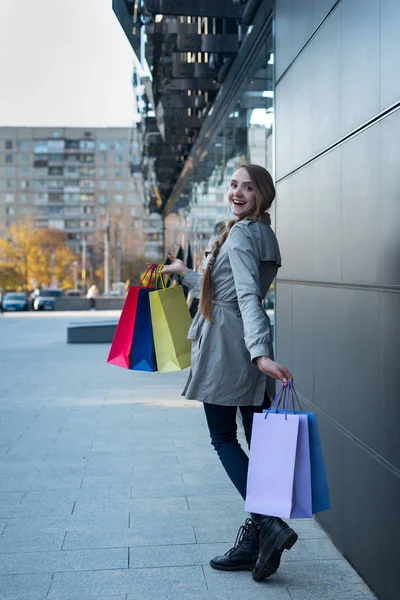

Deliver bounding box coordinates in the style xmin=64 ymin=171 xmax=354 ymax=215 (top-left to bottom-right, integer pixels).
xmin=0 ymin=127 xmax=146 ymax=265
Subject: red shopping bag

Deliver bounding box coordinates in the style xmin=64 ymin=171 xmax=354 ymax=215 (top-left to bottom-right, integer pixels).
xmin=107 ymin=265 xmax=156 ymax=369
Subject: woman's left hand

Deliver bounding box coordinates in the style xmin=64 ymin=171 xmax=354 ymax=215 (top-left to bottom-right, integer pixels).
xmin=256 ymin=356 xmax=293 ymax=385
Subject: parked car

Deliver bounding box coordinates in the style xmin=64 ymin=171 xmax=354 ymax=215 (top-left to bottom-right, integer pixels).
xmin=33 ymin=289 xmax=63 ymax=311
xmin=64 ymin=289 xmax=82 ymax=297
xmin=2 ymin=292 xmax=29 ymax=312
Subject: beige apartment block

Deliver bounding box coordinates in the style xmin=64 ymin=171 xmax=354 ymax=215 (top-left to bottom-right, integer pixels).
xmin=0 ymin=127 xmax=146 ymax=265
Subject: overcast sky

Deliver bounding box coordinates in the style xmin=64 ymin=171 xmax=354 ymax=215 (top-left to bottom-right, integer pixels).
xmin=0 ymin=0 xmax=136 ymax=127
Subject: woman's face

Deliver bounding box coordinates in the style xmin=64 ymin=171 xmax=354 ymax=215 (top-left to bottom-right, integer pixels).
xmin=228 ymin=168 xmax=257 ymax=217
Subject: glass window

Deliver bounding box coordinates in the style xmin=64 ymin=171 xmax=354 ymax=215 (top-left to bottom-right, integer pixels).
xmin=80 ymin=194 xmax=95 ymax=202
xmin=48 ymin=206 xmax=63 ymax=215
xmin=99 ymin=154 xmax=107 ymax=163
xmin=34 ymin=179 xmax=46 ymax=190
xmin=6 ymin=180 xmax=13 ymax=189
xmin=115 ymin=181 xmax=124 ymax=190
xmin=21 ymin=180 xmax=29 ymax=189
xmin=79 ymin=140 xmax=95 ymax=151
xmin=99 ymin=194 xmax=108 ymax=204
xmin=34 ymin=141 xmax=48 ymax=154
xmin=98 ymin=181 xmax=107 ymax=190
xmin=48 ymin=139 xmax=65 ymax=152
xmin=20 ymin=193 xmax=29 ymax=203
xmin=5 ymin=154 xmax=13 ymax=163
xmin=5 ymin=194 xmax=14 ymax=203
xmin=21 ymin=154 xmax=29 ymax=163
xmin=48 ymin=167 xmax=63 ymax=176
xmin=18 ymin=140 xmax=30 ymax=150
xmin=114 ymin=194 xmax=124 ymax=203
xmin=97 ymin=142 xmax=108 ymax=151
xmin=114 ymin=168 xmax=122 ymax=177
xmin=6 ymin=206 xmax=14 ymax=216
xmin=35 ymin=193 xmax=48 ymax=205
xmin=21 ymin=167 xmax=29 ymax=176
xmin=98 ymin=168 xmax=106 ymax=177
xmin=115 ymin=155 xmax=123 ymax=163
xmin=6 ymin=167 xmax=14 ymax=177
xmin=5 ymin=140 xmax=13 ymax=150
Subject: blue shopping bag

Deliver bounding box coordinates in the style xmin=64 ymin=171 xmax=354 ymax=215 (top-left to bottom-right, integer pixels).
xmin=264 ymin=383 xmax=330 ymax=515
xmin=130 ymin=287 xmax=157 ymax=372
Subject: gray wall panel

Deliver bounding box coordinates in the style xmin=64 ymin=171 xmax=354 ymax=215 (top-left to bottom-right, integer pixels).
xmin=379 ymin=112 xmax=400 ymax=286
xmin=292 ymin=284 xmax=314 ymax=401
xmin=275 ymin=177 xmax=293 ymax=280
xmin=338 ymin=436 xmax=400 ymax=600
xmin=340 ymin=289 xmax=382 ymax=452
xmin=290 ymin=166 xmax=314 ymax=280
xmin=275 ymin=282 xmax=293 ymax=369
xmin=380 ymin=292 xmax=400 ymax=469
xmin=275 ymin=72 xmax=293 ymax=180
xmin=311 ymin=285 xmax=344 ymax=423
xmin=312 ymin=4 xmax=341 ymax=154
xmin=340 ymin=0 xmax=380 ymax=135
xmin=291 ymin=50 xmax=315 ymax=171
xmin=312 ymin=149 xmax=342 ymax=282
xmin=341 ymin=126 xmax=380 ymax=285
xmin=380 ymin=0 xmax=400 ymax=110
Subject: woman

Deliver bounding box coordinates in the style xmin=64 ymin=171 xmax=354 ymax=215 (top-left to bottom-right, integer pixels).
xmin=162 ymin=164 xmax=297 ymax=582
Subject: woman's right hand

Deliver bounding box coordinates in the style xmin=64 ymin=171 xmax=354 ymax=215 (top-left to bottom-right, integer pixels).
xmin=147 ymin=254 xmax=188 ymax=277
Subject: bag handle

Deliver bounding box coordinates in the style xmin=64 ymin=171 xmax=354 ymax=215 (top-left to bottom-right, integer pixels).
xmin=154 ymin=264 xmax=173 ymax=291
xmin=140 ymin=264 xmax=157 ymax=288
xmin=264 ymin=380 xmax=302 ymax=421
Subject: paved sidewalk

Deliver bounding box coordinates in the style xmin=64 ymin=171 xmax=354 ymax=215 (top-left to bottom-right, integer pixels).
xmin=0 ymin=312 xmax=375 ymax=600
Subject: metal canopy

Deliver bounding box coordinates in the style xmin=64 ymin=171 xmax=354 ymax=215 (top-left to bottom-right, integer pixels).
xmin=145 ymin=0 xmax=247 ymax=18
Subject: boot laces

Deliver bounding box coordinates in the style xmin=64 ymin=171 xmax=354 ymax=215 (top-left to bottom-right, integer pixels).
xmin=225 ymin=518 xmax=259 ymax=556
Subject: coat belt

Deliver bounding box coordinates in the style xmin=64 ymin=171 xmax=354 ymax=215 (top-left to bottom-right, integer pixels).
xmin=212 ymin=299 xmax=239 ymax=311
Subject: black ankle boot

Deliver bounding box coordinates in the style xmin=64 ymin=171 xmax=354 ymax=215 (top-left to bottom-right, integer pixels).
xmin=209 ymin=518 xmax=260 ymax=571
xmin=252 ymin=517 xmax=298 ymax=581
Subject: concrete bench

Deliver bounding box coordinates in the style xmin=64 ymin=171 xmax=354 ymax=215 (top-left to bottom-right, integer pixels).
xmin=67 ymin=320 xmax=118 ymax=343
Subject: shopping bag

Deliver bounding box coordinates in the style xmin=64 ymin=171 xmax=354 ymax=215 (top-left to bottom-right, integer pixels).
xmin=107 ymin=265 xmax=157 ymax=370
xmin=267 ymin=383 xmax=330 ymax=514
xmin=245 ymin=386 xmax=313 ymax=519
xmin=149 ymin=268 xmax=192 ymax=373
xmin=130 ymin=288 xmax=157 ymax=372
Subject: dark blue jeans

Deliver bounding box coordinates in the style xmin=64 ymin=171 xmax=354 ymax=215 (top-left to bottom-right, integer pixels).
xmin=203 ymin=395 xmax=271 ymax=501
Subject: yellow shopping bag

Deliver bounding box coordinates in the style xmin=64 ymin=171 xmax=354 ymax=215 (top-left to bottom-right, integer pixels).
xmin=149 ymin=267 xmax=192 ymax=373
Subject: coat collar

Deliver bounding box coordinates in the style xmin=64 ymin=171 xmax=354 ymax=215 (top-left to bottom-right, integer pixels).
xmin=245 ymin=213 xmax=271 ymax=226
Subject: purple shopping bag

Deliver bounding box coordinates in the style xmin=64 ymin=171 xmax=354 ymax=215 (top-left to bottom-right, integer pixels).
xmin=245 ymin=388 xmax=312 ymax=519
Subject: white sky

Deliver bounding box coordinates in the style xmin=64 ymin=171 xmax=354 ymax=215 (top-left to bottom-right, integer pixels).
xmin=0 ymin=0 xmax=137 ymax=127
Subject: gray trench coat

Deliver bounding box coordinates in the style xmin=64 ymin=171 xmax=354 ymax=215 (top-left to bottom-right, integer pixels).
xmin=182 ymin=213 xmax=281 ymax=406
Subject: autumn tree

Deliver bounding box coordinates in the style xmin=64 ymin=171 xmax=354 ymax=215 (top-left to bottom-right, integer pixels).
xmin=0 ymin=219 xmax=77 ymax=291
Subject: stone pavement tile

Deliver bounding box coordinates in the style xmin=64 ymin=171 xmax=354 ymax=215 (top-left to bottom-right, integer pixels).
xmin=281 ymin=538 xmax=343 ymax=561
xmin=287 ymin=582 xmax=377 ymax=600
xmin=0 ymin=573 xmax=52 ymax=600
xmin=186 ymin=494 xmax=243 ymax=513
xmin=0 ymin=547 xmax=128 ymax=575
xmin=48 ymin=566 xmax=206 ymax=598
xmin=130 ymin=453 xmax=178 ymax=467
xmin=0 ymin=474 xmax=39 ymax=493
xmin=20 ymin=487 xmax=131 ymax=506
xmin=81 ymin=476 xmax=136 ymax=489
xmin=23 ymin=475 xmax=83 ymax=491
xmin=10 ymin=496 xmax=75 ymax=518
xmin=4 ymin=512 xmax=129 ymax=535
xmin=287 ymin=518 xmax=328 ymax=539
xmin=0 ymin=518 xmax=8 ymax=533
xmin=74 ymin=496 xmax=188 ymax=518
xmin=127 ymin=593 xmax=286 ymax=600
xmin=0 ymin=531 xmax=65 ymax=554
xmin=273 ymin=559 xmax=365 ymax=586
xmin=128 ymin=516 xmax=196 ymax=546
xmin=63 ymin=522 xmax=195 ymax=550
xmin=129 ymin=542 xmax=229 ymax=568
xmin=192 ymin=519 xmax=249 ymax=544
xmin=0 ymin=493 xmax=24 ymax=519
xmin=130 ymin=480 xmax=187 ymax=498
xmin=203 ymin=566 xmax=292 ymax=597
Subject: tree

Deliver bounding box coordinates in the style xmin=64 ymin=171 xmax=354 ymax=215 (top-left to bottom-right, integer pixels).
xmin=0 ymin=219 xmax=77 ymax=291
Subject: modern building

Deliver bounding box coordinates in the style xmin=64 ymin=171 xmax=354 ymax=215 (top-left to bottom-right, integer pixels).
xmin=114 ymin=1 xmax=400 ymax=599
xmin=0 ymin=126 xmax=163 ymax=285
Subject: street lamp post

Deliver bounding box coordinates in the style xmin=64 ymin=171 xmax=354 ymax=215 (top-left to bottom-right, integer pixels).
xmin=104 ymin=215 xmax=111 ymax=294
xmin=72 ymin=261 xmax=78 ymax=290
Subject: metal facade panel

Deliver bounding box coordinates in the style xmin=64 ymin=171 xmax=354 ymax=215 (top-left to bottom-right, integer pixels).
xmin=145 ymin=0 xmax=246 ymax=18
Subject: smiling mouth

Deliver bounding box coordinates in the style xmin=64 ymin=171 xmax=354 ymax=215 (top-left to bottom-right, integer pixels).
xmin=232 ymin=200 xmax=245 ymax=205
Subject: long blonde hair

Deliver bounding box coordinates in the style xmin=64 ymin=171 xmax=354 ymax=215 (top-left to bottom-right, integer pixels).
xmin=199 ymin=164 xmax=275 ymax=321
